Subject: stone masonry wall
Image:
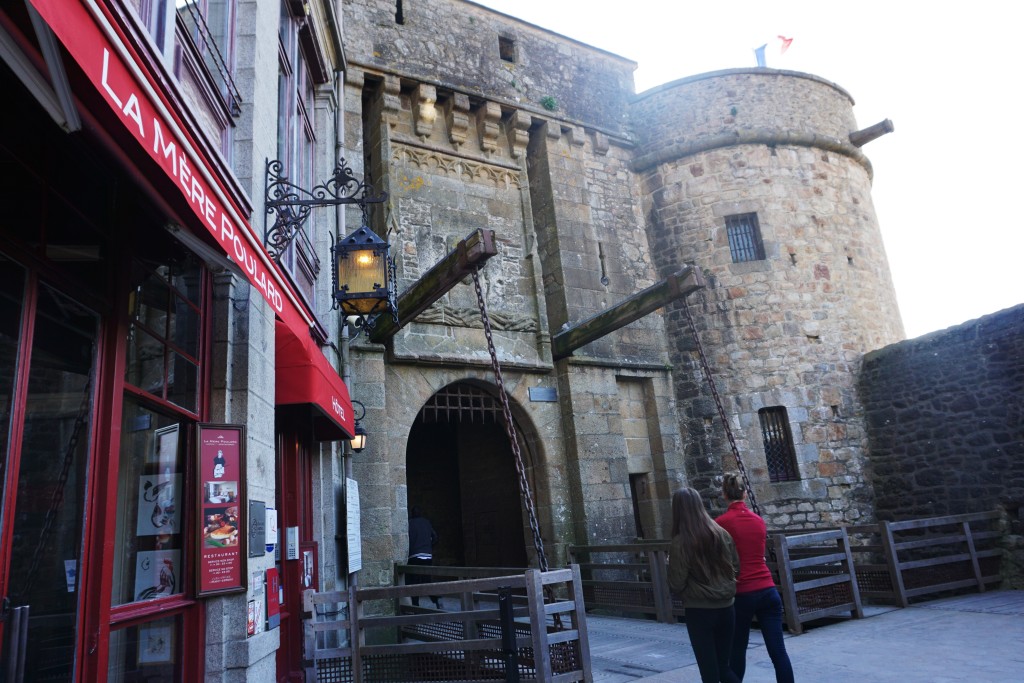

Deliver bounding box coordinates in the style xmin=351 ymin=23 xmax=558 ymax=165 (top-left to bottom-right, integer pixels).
xmin=343 ymin=0 xmax=636 ymax=134
xmin=859 ymin=306 xmax=1024 ymax=520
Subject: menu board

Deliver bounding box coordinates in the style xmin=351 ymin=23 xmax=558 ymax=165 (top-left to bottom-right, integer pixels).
xmin=196 ymin=424 xmax=246 ymax=596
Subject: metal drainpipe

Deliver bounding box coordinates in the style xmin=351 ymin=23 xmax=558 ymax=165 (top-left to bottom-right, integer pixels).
xmin=331 ymin=66 xmax=359 ymax=623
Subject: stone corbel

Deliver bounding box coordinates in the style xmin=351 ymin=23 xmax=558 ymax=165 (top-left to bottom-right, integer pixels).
xmin=566 ymin=124 xmax=585 ymax=147
xmin=414 ymin=83 xmax=437 ymax=140
xmin=382 ymin=75 xmax=401 ymax=129
xmin=506 ymin=109 xmax=530 ymax=158
xmin=591 ymin=129 xmax=609 ymax=155
xmin=477 ymin=101 xmax=502 ymax=154
xmin=542 ymin=120 xmax=560 ymax=141
xmin=345 ymin=68 xmax=365 ymax=89
xmin=447 ymin=92 xmax=471 ymax=149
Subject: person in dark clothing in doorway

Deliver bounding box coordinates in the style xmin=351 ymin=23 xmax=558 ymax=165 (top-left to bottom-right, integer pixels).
xmin=407 ymin=506 xmax=440 ymax=607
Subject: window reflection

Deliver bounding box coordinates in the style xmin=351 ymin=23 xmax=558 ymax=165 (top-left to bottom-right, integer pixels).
xmin=125 ymin=254 xmax=204 ymax=412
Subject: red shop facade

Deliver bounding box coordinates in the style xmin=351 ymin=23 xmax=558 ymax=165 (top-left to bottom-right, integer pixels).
xmin=0 ymin=1 xmax=355 ymax=680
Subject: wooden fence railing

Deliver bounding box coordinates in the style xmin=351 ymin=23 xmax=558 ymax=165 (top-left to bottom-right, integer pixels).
xmin=767 ymin=528 xmax=864 ymax=634
xmin=303 ymin=565 xmax=592 ymax=682
xmin=567 ymin=542 xmax=677 ymax=623
xmin=563 ymin=511 xmax=1004 ymax=633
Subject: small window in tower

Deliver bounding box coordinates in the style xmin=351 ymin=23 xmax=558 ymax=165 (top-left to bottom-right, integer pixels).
xmin=759 ymin=406 xmax=800 ymax=482
xmin=725 ymin=213 xmax=766 ymax=263
xmin=499 ymin=36 xmax=516 ymax=62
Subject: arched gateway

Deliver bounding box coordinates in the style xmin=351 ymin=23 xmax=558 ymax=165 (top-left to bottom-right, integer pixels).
xmin=405 ymin=381 xmax=540 ymax=569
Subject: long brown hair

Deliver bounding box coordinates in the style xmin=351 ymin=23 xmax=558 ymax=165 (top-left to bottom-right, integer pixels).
xmin=671 ymin=487 xmax=734 ymax=583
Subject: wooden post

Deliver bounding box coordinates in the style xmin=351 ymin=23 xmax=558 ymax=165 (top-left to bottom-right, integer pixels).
xmin=878 ymin=520 xmax=909 ymax=608
xmin=568 ymin=564 xmax=594 ymax=682
xmin=351 ymin=582 xmax=363 ymax=683
xmin=550 ymin=266 xmax=704 ymax=361
xmin=368 ymin=228 xmax=498 ymax=343
xmin=647 ymin=549 xmax=673 ymax=623
xmin=525 ymin=569 xmax=553 ymax=681
xmin=963 ymin=520 xmax=986 ymax=592
xmin=839 ymin=527 xmax=865 ymax=620
xmin=773 ymin=534 xmax=803 ymax=635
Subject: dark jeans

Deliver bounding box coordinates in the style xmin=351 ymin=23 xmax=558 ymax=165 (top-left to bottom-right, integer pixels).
xmin=731 ymin=587 xmax=794 ymax=683
xmin=406 ymin=556 xmax=438 ymax=606
xmin=684 ymin=606 xmax=741 ymax=683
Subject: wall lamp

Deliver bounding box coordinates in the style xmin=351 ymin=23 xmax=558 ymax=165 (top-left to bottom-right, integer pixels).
xmin=349 ymin=400 xmax=367 ymax=453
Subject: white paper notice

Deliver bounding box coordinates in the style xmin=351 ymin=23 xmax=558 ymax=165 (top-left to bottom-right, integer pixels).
xmin=346 ymin=478 xmax=362 ymax=574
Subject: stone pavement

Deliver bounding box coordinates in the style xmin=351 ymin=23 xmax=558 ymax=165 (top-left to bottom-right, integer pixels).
xmin=586 ymin=590 xmax=1024 ymax=682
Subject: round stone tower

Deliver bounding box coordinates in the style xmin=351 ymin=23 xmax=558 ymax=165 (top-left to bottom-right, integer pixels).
xmin=631 ymin=68 xmax=904 ymax=527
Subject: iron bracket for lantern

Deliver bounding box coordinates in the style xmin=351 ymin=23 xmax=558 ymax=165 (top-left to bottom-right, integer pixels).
xmin=264 ymin=157 xmax=388 ymax=262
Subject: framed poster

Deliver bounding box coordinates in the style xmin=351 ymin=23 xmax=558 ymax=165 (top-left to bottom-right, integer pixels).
xmin=137 ymin=622 xmax=174 ymax=665
xmin=196 ymin=423 xmax=247 ymax=596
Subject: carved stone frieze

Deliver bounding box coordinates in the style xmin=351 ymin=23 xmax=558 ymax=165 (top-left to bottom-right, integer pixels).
xmin=412 ymin=303 xmax=538 ymax=333
xmin=392 ymin=143 xmax=522 ymax=189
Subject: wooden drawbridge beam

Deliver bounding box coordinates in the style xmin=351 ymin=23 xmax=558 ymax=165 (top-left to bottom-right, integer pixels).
xmin=368 ymin=228 xmax=498 ymax=343
xmin=551 ymin=266 xmax=705 ymax=361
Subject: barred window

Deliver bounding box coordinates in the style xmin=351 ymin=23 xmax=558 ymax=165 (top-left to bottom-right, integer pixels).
xmin=725 ymin=213 xmax=766 ymax=262
xmin=759 ymin=407 xmax=800 ymax=482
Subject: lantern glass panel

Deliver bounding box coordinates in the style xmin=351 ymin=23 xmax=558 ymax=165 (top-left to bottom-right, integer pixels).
xmin=336 ymin=247 xmax=386 ymax=313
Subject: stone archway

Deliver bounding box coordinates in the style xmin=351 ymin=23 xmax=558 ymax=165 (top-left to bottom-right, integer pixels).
xmin=405 ymin=381 xmax=533 ymax=569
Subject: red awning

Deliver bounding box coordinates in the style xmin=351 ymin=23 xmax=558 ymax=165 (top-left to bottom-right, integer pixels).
xmin=28 ymin=0 xmax=356 ymax=440
xmin=275 ymin=321 xmax=355 ymax=441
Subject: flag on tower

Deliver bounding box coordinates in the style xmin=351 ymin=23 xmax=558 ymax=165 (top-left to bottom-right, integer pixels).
xmin=778 ymin=35 xmax=794 ymax=54
xmin=754 ymin=44 xmax=767 ymax=67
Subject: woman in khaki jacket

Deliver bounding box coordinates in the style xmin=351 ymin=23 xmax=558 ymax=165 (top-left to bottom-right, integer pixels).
xmin=669 ymin=487 xmax=741 ymax=683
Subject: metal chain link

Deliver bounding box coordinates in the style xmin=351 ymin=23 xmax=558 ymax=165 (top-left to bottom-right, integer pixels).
xmin=471 ymin=268 xmax=550 ymax=573
xmin=681 ymin=299 xmax=762 ymax=517
xmin=16 ymin=362 xmax=94 ymax=599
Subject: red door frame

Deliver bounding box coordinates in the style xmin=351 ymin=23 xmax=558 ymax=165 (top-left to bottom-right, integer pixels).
xmin=275 ymin=422 xmax=315 ymax=682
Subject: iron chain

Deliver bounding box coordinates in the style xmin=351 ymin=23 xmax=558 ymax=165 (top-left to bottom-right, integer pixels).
xmin=681 ymin=299 xmax=762 ymax=517
xmin=472 ymin=268 xmax=549 ymax=573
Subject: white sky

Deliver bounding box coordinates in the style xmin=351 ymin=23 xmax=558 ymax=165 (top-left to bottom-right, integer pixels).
xmin=474 ymin=0 xmax=1023 ymax=338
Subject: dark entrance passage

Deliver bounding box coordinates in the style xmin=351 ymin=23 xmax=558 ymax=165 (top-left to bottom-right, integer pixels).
xmin=406 ymin=383 xmax=529 ymax=569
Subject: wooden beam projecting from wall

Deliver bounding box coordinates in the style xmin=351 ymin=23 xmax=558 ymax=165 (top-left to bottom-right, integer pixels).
xmin=550 ymin=266 xmax=706 ymax=361
xmin=368 ymin=228 xmax=498 ymax=343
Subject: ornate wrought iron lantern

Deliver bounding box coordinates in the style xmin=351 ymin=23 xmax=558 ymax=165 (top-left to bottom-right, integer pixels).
xmin=332 ymin=225 xmax=398 ymax=333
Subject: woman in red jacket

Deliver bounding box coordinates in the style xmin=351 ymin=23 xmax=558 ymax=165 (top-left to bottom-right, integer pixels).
xmin=716 ymin=473 xmax=794 ymax=683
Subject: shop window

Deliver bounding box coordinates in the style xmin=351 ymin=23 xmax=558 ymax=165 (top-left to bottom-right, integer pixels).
xmin=125 ymin=253 xmax=204 ymax=413
xmin=111 ymin=398 xmax=188 ymax=608
xmin=275 ymin=0 xmax=320 ymax=306
xmin=759 ymin=406 xmax=800 ymax=482
xmin=726 ymin=213 xmax=766 ymax=262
